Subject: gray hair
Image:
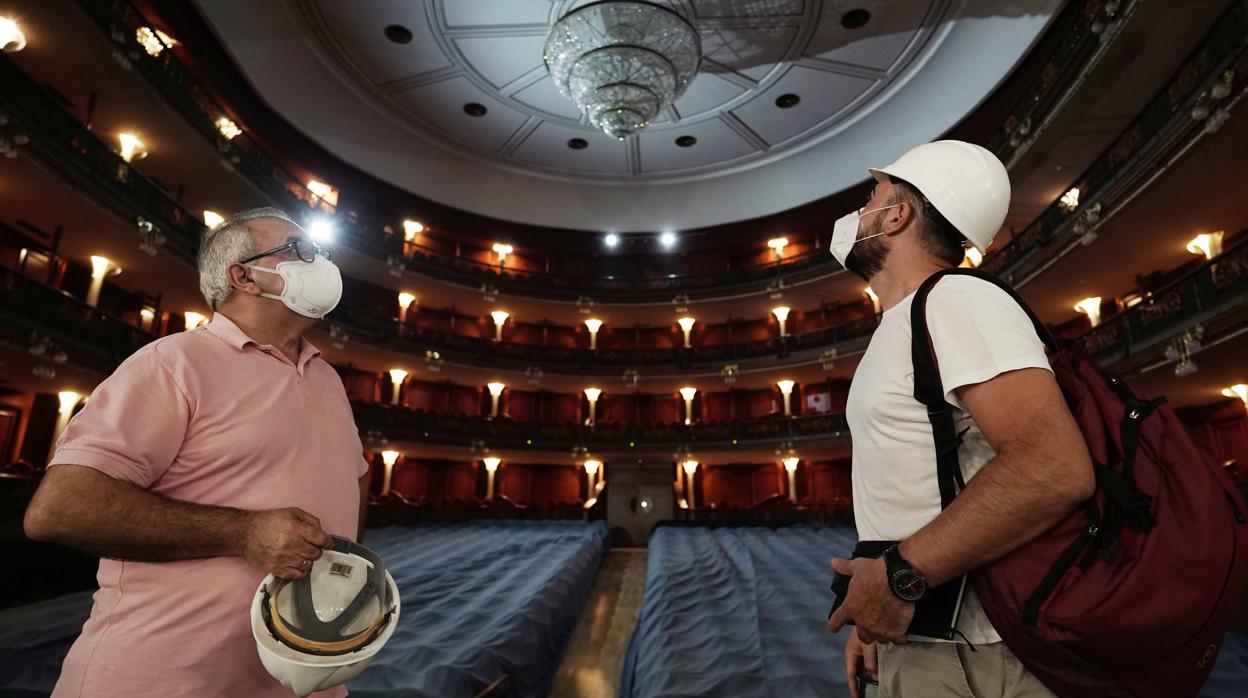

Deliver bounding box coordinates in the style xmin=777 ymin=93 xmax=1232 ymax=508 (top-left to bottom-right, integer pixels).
xmin=198 ymin=207 xmax=296 ymax=310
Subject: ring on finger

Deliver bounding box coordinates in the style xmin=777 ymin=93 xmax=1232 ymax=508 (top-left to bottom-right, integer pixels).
xmin=301 ymin=558 xmax=310 ymax=569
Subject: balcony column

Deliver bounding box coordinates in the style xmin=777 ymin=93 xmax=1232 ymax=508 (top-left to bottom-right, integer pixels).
xmin=48 ymin=391 xmax=81 ymax=463
xmin=679 ymin=387 xmax=697 ymax=425
xmin=682 ymin=459 xmax=699 ymax=509
xmin=380 ymin=450 xmax=400 ymax=496
xmin=483 ymin=457 xmax=500 ymax=500
xmin=777 ymin=380 xmax=795 ymax=417
xmin=783 ymin=457 xmax=799 ymax=503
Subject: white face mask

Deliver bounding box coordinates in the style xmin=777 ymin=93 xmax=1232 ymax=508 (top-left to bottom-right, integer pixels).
xmin=247 ymin=254 xmax=343 ymax=319
xmin=829 ymin=204 xmax=899 ymax=267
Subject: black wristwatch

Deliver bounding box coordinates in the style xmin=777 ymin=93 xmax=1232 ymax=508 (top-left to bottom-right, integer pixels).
xmin=884 ymin=545 xmax=928 ymax=603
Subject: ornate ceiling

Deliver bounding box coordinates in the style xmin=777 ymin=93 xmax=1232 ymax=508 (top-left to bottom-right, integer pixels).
xmin=194 ymin=0 xmax=1060 ymax=230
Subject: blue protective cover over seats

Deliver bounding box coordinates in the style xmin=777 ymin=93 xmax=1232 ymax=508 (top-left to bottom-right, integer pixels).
xmin=617 ymin=523 xmax=1248 ymax=698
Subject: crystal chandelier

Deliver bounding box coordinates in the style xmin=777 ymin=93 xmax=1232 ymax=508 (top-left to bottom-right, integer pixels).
xmin=545 ymin=1 xmax=701 ymax=139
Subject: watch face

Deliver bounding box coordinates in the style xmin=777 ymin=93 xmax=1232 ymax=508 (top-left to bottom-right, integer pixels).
xmin=891 ymin=569 xmax=927 ymax=602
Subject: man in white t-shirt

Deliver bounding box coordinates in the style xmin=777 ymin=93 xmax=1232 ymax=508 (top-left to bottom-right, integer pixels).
xmin=824 ymin=141 xmax=1095 ymax=698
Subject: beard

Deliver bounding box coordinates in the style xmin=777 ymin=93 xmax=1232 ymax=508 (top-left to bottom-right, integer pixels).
xmin=843 ymin=213 xmax=890 ymax=281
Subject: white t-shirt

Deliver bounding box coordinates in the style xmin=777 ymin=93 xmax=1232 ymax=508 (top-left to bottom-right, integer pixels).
xmin=846 ymin=275 xmax=1052 ymax=644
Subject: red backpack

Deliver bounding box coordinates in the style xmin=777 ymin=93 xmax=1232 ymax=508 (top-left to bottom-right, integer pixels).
xmin=911 ymin=268 xmax=1248 ymax=697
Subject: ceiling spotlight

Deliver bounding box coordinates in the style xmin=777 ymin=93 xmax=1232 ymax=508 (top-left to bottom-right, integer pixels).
xmin=307 ymin=217 xmax=335 ymax=243
xmin=659 ymin=231 xmax=677 ymax=249
xmin=604 ymin=233 xmax=619 ymax=248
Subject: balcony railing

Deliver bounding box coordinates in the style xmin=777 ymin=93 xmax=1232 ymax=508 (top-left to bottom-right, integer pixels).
xmin=2 ymin=226 xmax=1242 ymax=385
xmin=350 ymin=401 xmax=850 ymax=452
xmin=0 ymin=265 xmax=154 ymax=374
xmin=1076 ymin=233 xmax=1248 ymax=360
xmin=70 ymin=0 xmax=1156 ymax=302
xmin=332 ymin=301 xmax=878 ymax=370
xmin=981 ymin=1 xmax=1248 ymax=284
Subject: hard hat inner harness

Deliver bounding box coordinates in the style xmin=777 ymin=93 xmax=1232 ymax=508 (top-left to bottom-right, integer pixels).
xmin=260 ymin=536 xmax=396 ymax=656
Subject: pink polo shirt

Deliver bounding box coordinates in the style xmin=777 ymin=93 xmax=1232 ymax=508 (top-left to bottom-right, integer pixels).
xmin=48 ymin=313 xmax=368 ymax=698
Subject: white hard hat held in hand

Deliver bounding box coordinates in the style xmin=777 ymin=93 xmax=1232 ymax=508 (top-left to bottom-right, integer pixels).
xmin=251 ymin=536 xmax=400 ymax=697
xmin=867 ymin=140 xmax=1011 ymax=254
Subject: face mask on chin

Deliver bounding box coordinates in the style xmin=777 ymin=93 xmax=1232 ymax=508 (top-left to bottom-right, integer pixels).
xmin=246 ymin=255 xmax=343 ymax=319
xmin=829 ymin=204 xmax=898 ymax=280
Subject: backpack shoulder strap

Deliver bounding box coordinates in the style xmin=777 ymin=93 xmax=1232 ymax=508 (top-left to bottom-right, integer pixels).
xmin=910 ymin=268 xmax=1056 ymax=509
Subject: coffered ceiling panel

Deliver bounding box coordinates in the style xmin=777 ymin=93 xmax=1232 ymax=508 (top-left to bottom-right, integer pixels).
xmin=196 ymin=0 xmax=1060 ymax=229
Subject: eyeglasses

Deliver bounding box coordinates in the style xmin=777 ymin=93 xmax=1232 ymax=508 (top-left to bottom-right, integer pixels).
xmin=240 ymin=239 xmax=330 ymax=265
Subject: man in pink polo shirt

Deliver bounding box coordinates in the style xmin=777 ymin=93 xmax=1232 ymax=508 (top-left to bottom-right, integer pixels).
xmin=24 ymin=207 xmax=371 ymax=697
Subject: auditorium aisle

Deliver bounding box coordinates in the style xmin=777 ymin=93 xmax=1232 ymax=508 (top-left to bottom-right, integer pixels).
xmin=549 ymin=549 xmax=648 ymax=698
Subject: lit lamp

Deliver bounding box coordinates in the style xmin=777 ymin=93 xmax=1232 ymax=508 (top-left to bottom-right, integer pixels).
xmin=1186 ymin=232 xmax=1224 ymax=260
xmin=184 ymin=311 xmax=207 ymax=330
xmin=772 ymin=306 xmax=791 ymax=337
xmin=584 ymin=318 xmax=603 ymax=350
xmin=1223 ymin=384 xmax=1248 ymax=409
xmin=682 ymin=459 xmax=699 ymax=509
xmin=487 ymin=382 xmax=506 ymax=418
xmin=777 ymin=380 xmax=796 ymax=417
xmin=865 ymin=287 xmax=881 ymax=314
xmin=483 ymin=456 xmax=501 ymax=500
xmin=215 ymin=117 xmax=241 ymax=140
xmin=117 ymin=133 xmax=147 ymax=162
xmin=492 ymin=243 xmax=514 ymax=267
xmin=388 ymin=368 xmax=408 ymax=405
xmin=783 ymin=456 xmax=800 ymax=503
xmin=491 ymin=310 xmax=509 ymax=342
xmin=1074 ymin=297 xmax=1103 ymax=328
xmin=0 ymin=17 xmax=27 ymax=53
xmin=397 ymin=292 xmax=416 ymax=324
xmin=583 ymin=459 xmax=602 ymax=496
xmin=87 ymin=255 xmax=119 ymax=308
xmin=307 ymin=179 xmax=339 ymax=207
xmin=767 ymin=237 xmax=789 ymax=260
xmin=584 ymin=387 xmax=602 ymax=426
xmin=139 ymin=307 xmax=156 ymax=332
xmin=49 ymin=390 xmax=81 ymax=462
xmin=203 ymin=210 xmax=225 ymax=229
xmin=403 ymin=219 xmax=424 ymax=243
xmin=380 ymin=450 xmax=400 ymax=496
xmin=677 ymin=317 xmax=696 ymax=348
xmin=679 ymin=386 xmax=698 ymax=425
xmin=962 ymin=247 xmax=984 ymax=268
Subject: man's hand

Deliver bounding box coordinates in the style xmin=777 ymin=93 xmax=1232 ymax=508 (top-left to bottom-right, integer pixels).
xmin=826 ymin=557 xmax=913 ymax=644
xmin=242 ymin=508 xmax=333 ymax=579
xmin=844 ymin=626 xmax=878 ymax=698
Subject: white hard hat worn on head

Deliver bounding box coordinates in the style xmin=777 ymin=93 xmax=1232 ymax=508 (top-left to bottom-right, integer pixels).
xmin=251 ymin=536 xmax=400 ymax=697
xmin=867 ymin=140 xmax=1011 ymax=254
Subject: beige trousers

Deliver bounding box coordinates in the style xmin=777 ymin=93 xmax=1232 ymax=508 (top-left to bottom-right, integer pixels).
xmin=877 ymin=641 xmax=1057 ymax=698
